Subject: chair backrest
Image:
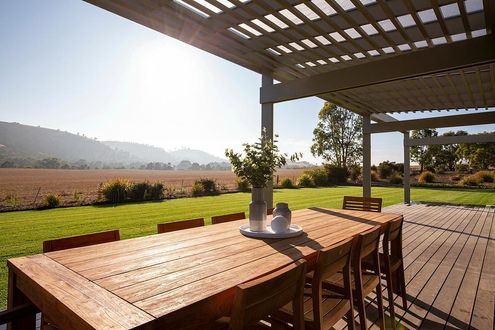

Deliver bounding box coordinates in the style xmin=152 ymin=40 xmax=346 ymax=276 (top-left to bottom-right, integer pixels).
xmin=157 ymin=218 xmax=205 ymax=233
xmin=43 ymin=230 xmax=120 ymax=253
xmin=383 ymin=216 xmax=404 ymax=257
xmin=211 ymin=212 xmax=246 ymax=225
xmin=311 ymin=238 xmax=354 ymax=329
xmin=230 ymin=260 xmax=307 ymax=329
xmin=342 ymin=196 xmax=382 ymax=212
xmin=267 ymin=208 xmax=274 ymax=215
xmin=351 ymin=226 xmax=382 ymax=275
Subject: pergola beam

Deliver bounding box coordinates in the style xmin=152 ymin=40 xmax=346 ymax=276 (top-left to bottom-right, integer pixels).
xmin=406 ymin=133 xmax=495 ymax=146
xmin=365 ymin=112 xmax=495 ymax=134
xmin=260 ymin=35 xmax=495 ymax=104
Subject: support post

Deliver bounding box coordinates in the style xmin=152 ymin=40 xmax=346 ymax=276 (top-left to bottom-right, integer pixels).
xmin=261 ymin=73 xmax=274 ymax=208
xmin=362 ymin=115 xmax=371 ymax=198
xmin=403 ymin=131 xmax=411 ymax=205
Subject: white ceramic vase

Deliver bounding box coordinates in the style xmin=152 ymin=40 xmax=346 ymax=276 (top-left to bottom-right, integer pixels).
xmin=273 ymin=202 xmax=291 ymax=225
xmin=249 ymin=188 xmax=267 ymax=232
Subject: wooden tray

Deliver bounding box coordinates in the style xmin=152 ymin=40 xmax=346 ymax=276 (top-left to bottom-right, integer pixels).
xmin=239 ymin=224 xmax=303 ymax=239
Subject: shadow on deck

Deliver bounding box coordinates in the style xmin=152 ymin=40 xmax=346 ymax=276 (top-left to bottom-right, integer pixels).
xmin=333 ymin=203 xmax=495 ymax=330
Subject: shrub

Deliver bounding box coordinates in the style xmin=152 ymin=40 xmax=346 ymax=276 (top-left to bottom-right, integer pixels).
xmin=304 ymin=168 xmax=328 ymax=186
xmin=192 ymin=178 xmax=218 ymax=196
xmin=128 ymin=181 xmax=150 ymax=200
xmin=297 ymin=173 xmax=314 ymax=187
xmin=451 ymin=175 xmax=461 ymax=182
xmin=389 ymin=175 xmax=403 ymax=184
xmin=3 ymin=194 xmax=20 ymax=208
xmin=459 ymin=175 xmax=480 ymax=186
xmin=418 ymin=171 xmax=435 ymax=183
xmin=325 ymin=165 xmax=349 ymax=184
xmin=44 ymin=194 xmax=61 ymax=208
xmin=455 ymin=163 xmax=470 ymax=174
xmin=370 ymin=171 xmax=379 ymax=182
xmin=146 ymin=182 xmax=164 ymax=200
xmin=474 ymin=171 xmax=495 ymax=183
xmin=236 ymin=177 xmax=251 ymax=192
xmin=377 ymin=161 xmax=395 ymax=179
xmin=100 ymin=178 xmax=130 ymax=203
xmin=280 ymin=178 xmax=296 ymax=189
xmin=348 ymin=165 xmax=361 ymax=182
xmin=164 ymin=185 xmax=177 ymax=198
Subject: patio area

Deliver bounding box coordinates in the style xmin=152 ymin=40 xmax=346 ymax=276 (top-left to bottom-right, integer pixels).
xmin=333 ymin=202 xmax=495 ymax=329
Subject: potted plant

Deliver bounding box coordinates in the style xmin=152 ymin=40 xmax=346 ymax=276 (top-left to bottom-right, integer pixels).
xmin=225 ymin=131 xmax=299 ymax=231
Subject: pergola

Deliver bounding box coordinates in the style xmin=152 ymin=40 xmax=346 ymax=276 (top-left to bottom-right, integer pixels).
xmin=85 ymin=0 xmax=495 ymax=205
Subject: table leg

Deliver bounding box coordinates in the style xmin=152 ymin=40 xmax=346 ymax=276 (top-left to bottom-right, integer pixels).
xmin=7 ymin=269 xmax=36 ymax=330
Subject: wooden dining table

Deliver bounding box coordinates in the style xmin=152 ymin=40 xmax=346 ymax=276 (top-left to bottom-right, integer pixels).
xmin=7 ymin=207 xmax=402 ymax=329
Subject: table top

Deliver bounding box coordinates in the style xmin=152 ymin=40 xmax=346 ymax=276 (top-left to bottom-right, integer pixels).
xmin=8 ymin=207 xmax=402 ymax=329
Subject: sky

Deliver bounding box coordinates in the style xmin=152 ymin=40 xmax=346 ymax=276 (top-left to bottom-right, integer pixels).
xmin=0 ymin=0 xmax=494 ymax=165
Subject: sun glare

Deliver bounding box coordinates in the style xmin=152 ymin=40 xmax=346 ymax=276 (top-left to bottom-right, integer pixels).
xmin=128 ymin=41 xmax=206 ymax=108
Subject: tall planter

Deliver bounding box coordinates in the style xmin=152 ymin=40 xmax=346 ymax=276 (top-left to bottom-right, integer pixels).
xmin=249 ymin=187 xmax=267 ymax=232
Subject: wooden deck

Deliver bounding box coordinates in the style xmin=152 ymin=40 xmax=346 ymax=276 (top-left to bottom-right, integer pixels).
xmin=335 ymin=203 xmax=495 ymax=330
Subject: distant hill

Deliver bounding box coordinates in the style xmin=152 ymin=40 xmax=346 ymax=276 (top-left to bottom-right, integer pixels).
xmin=0 ymin=121 xmax=226 ymax=166
xmin=169 ymin=148 xmax=225 ymax=165
xmin=102 ymin=141 xmax=175 ymax=163
xmin=102 ymin=142 xmax=225 ymax=165
xmin=0 ymin=121 xmax=135 ymax=164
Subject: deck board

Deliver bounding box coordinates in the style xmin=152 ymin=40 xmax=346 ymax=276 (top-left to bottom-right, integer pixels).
xmin=334 ymin=203 xmax=495 ymax=330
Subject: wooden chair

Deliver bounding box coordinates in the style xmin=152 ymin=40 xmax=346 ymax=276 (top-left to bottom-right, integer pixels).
xmin=342 ymin=196 xmax=382 ymax=212
xmin=0 ymin=303 xmax=38 ymax=328
xmin=211 ymin=212 xmax=246 ymax=225
xmin=323 ymin=226 xmax=385 ymax=329
xmin=276 ymin=238 xmax=355 ymax=329
xmin=214 ymin=260 xmax=307 ymax=329
xmin=157 ymin=218 xmax=205 ymax=233
xmin=365 ymin=217 xmax=406 ymax=326
xmin=43 ymin=230 xmax=120 ymax=253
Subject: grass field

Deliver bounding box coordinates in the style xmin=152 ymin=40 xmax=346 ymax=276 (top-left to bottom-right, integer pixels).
xmin=1 ymin=186 xmax=494 ymax=308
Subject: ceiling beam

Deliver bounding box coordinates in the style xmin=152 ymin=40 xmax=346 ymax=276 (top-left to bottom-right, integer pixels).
xmin=260 ymin=35 xmax=495 ymax=104
xmin=406 ymin=133 xmax=495 ymax=146
xmin=365 ymin=111 xmax=495 ymax=134
xmin=370 ymin=113 xmax=398 ymax=123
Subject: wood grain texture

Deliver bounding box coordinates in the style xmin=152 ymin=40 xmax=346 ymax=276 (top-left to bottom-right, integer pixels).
xmin=9 ymin=208 xmax=399 ymax=329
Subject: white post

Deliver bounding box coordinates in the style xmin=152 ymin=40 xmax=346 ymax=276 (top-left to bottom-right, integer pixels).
xmin=362 ymin=115 xmax=371 ymax=198
xmin=261 ymin=73 xmax=274 ymax=208
xmin=403 ymin=131 xmax=411 ymax=204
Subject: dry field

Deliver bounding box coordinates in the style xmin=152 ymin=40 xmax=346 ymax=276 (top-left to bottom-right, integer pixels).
xmin=0 ymin=168 xmax=306 ymax=210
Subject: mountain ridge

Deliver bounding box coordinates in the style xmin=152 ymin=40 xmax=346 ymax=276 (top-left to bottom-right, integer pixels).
xmin=0 ymin=121 xmax=226 ymax=166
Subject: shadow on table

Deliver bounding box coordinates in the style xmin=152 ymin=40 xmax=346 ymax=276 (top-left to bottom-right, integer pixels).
xmin=309 ymin=207 xmax=386 ymax=226
xmin=258 ymin=231 xmax=323 ymax=267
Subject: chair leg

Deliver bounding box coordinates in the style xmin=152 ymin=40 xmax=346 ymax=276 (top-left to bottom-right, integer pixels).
xmin=355 ymin=290 xmax=367 ymax=330
xmin=399 ymin=264 xmax=407 ymax=310
xmin=375 ymin=281 xmax=385 ymax=330
xmin=384 ymin=267 xmax=396 ymax=328
xmin=346 ymin=307 xmax=355 ymax=330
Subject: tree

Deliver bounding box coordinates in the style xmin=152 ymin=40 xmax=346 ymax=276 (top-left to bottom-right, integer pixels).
xmin=410 ymin=129 xmax=441 ymax=172
xmin=433 ymin=130 xmax=467 ymax=171
xmin=310 ymin=103 xmax=363 ymax=168
xmin=456 ymin=132 xmax=495 ymax=170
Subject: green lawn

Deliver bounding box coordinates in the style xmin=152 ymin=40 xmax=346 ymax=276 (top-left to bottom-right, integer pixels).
xmin=1 ymin=186 xmax=494 ymax=307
